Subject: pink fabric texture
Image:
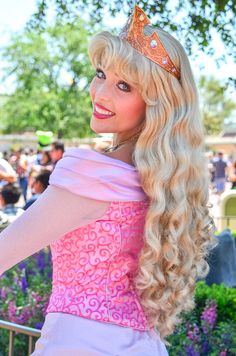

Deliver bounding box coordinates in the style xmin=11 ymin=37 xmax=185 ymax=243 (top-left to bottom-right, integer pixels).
xmin=49 ymin=148 xmax=147 ymax=201
xmin=47 ymin=148 xmax=151 ymax=330
xmin=32 ymin=313 xmax=168 ymax=356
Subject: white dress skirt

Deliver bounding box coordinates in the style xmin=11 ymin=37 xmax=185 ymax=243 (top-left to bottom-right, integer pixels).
xmin=31 ymin=313 xmax=169 ymax=356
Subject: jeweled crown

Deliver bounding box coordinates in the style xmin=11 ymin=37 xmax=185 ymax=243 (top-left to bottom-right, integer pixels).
xmin=119 ymin=5 xmax=180 ymax=80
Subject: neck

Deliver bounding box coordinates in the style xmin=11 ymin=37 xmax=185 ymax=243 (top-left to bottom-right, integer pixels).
xmin=104 ymin=130 xmax=141 ymax=153
xmin=114 ymin=129 xmax=141 ymax=146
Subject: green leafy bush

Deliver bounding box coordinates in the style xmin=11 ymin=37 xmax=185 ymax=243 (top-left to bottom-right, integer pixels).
xmin=167 ymin=282 xmax=236 ymax=355
xmin=0 ymin=249 xmax=51 ymax=355
xmin=194 ymin=282 xmax=236 ymax=323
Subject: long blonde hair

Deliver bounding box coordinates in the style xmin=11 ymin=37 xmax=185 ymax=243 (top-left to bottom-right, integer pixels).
xmin=88 ymin=29 xmax=216 ymax=341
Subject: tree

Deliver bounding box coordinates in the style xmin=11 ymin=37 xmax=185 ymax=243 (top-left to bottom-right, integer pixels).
xmin=27 ymin=1 xmax=236 ymax=79
xmin=0 ymin=19 xmax=95 ymax=138
xmin=198 ymin=76 xmax=236 ymax=135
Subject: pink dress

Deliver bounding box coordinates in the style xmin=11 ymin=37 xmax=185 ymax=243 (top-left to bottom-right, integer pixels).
xmin=32 ymin=148 xmax=168 ymax=355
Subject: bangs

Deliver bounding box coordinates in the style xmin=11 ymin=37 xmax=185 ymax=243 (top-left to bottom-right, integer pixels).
xmin=88 ymin=31 xmax=150 ymax=90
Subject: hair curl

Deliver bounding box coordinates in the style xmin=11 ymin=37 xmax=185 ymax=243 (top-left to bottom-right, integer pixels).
xmin=88 ymin=29 xmax=216 ymax=341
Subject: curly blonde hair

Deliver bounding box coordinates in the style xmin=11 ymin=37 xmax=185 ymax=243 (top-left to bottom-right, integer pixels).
xmin=88 ymin=28 xmax=216 ymax=341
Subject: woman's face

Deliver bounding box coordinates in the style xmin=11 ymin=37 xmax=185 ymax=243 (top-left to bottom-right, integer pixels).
xmin=89 ymin=68 xmax=146 ymax=136
xmin=41 ymin=151 xmax=50 ymax=165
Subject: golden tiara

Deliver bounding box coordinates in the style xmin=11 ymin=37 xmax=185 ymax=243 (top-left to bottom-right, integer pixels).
xmin=119 ymin=5 xmax=180 ymax=80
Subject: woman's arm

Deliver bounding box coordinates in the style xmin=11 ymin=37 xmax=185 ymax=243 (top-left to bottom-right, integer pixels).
xmin=228 ymin=163 xmax=236 ymax=182
xmin=0 ymin=169 xmax=17 ymax=183
xmin=0 ymin=186 xmax=110 ymax=275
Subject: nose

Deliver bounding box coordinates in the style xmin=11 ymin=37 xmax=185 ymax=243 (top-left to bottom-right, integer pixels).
xmin=95 ymin=82 xmax=112 ymax=102
xmin=90 ymin=78 xmax=111 ymax=103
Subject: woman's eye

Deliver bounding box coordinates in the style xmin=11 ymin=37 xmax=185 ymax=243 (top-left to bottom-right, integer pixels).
xmin=117 ymin=81 xmax=131 ymax=92
xmin=96 ymin=69 xmax=105 ymax=79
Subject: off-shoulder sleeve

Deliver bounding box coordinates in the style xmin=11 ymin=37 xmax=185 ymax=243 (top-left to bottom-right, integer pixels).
xmin=0 ymin=186 xmax=110 ymax=275
xmin=49 ymin=148 xmax=146 ymax=202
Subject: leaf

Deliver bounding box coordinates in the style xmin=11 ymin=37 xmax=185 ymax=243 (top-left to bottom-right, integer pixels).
xmin=0 ymin=18 xmax=97 ymax=138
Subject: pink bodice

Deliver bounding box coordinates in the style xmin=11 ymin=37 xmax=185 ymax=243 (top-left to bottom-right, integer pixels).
xmin=46 ymin=148 xmax=150 ymax=330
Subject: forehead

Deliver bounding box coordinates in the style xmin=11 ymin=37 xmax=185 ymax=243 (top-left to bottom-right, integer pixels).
xmin=96 ymin=50 xmax=137 ymax=77
xmin=100 ymin=67 xmax=124 ymax=79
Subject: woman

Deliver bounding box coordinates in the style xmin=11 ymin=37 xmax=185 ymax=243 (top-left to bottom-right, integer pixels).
xmin=0 ymin=5 xmax=215 ymax=355
xmin=229 ymin=160 xmax=236 ymax=189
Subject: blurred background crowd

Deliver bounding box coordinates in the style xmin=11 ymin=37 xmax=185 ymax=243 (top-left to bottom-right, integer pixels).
xmin=0 ymin=141 xmax=64 ymax=228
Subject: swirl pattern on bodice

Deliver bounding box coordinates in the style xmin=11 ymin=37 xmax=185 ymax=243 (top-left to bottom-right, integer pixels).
xmin=47 ymin=200 xmax=150 ymax=330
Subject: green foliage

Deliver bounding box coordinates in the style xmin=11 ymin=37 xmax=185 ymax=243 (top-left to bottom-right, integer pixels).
xmin=0 ymin=19 xmax=96 ymax=138
xmin=27 ymin=1 xmax=236 ymax=72
xmin=0 ymin=330 xmax=29 ymax=356
xmin=167 ymin=281 xmax=236 ymax=354
xmin=168 ymin=319 xmax=236 ymax=355
xmin=0 ymin=250 xmax=52 ymax=355
xmin=198 ymin=76 xmax=236 ymax=135
xmin=215 ymin=231 xmax=236 ymax=238
xmin=194 ymin=281 xmax=236 ymax=322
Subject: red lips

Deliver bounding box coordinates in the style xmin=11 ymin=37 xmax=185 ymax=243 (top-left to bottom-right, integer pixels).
xmin=93 ymin=103 xmax=115 ymax=120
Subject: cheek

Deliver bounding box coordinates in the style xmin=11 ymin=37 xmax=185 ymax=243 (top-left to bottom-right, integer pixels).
xmin=125 ymin=99 xmax=146 ymax=122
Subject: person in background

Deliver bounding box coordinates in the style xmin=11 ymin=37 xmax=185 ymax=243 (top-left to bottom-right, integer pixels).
xmin=2 ymin=151 xmax=10 ymax=162
xmin=205 ymin=151 xmax=215 ymax=190
xmin=49 ymin=141 xmax=64 ymax=168
xmin=24 ymin=170 xmax=51 ymax=210
xmin=0 ymin=183 xmax=24 ymax=223
xmin=11 ymin=148 xmax=29 ymax=202
xmin=212 ymin=151 xmax=229 ymax=194
xmin=26 ymin=148 xmax=39 ymax=172
xmin=0 ymin=156 xmax=17 ymax=186
xmin=29 ymin=150 xmax=53 ymax=180
xmin=40 ymin=150 xmax=53 ymax=168
xmin=229 ymin=160 xmax=236 ymax=189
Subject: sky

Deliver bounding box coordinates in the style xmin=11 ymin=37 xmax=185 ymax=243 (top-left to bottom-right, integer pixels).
xmin=0 ymin=0 xmax=235 ymax=98
xmin=0 ymin=0 xmax=36 ymax=40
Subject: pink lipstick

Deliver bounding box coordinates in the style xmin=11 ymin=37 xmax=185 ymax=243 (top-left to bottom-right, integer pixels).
xmin=93 ymin=103 xmax=115 ymax=120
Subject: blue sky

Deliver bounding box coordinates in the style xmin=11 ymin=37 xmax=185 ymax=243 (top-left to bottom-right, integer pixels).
xmin=0 ymin=0 xmax=235 ymax=98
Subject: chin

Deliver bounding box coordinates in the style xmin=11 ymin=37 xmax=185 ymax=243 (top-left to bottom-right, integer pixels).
xmin=90 ymin=119 xmax=115 ymax=134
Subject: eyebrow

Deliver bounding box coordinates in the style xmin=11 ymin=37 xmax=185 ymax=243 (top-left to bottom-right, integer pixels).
xmin=97 ymin=67 xmax=118 ymax=76
xmin=99 ymin=67 xmax=127 ymax=81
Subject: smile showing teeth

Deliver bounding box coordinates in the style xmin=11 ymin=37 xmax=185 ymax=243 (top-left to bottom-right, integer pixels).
xmin=95 ymin=105 xmax=114 ymax=116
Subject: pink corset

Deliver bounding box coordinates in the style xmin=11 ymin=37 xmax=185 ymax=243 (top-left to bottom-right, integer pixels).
xmin=46 ymin=148 xmax=150 ymax=330
xmin=47 ymin=200 xmax=150 ymax=330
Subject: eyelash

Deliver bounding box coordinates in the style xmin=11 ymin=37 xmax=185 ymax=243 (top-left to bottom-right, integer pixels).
xmin=96 ymin=69 xmax=105 ymax=79
xmin=95 ymin=69 xmax=131 ymax=92
xmin=117 ymin=82 xmax=130 ymax=92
